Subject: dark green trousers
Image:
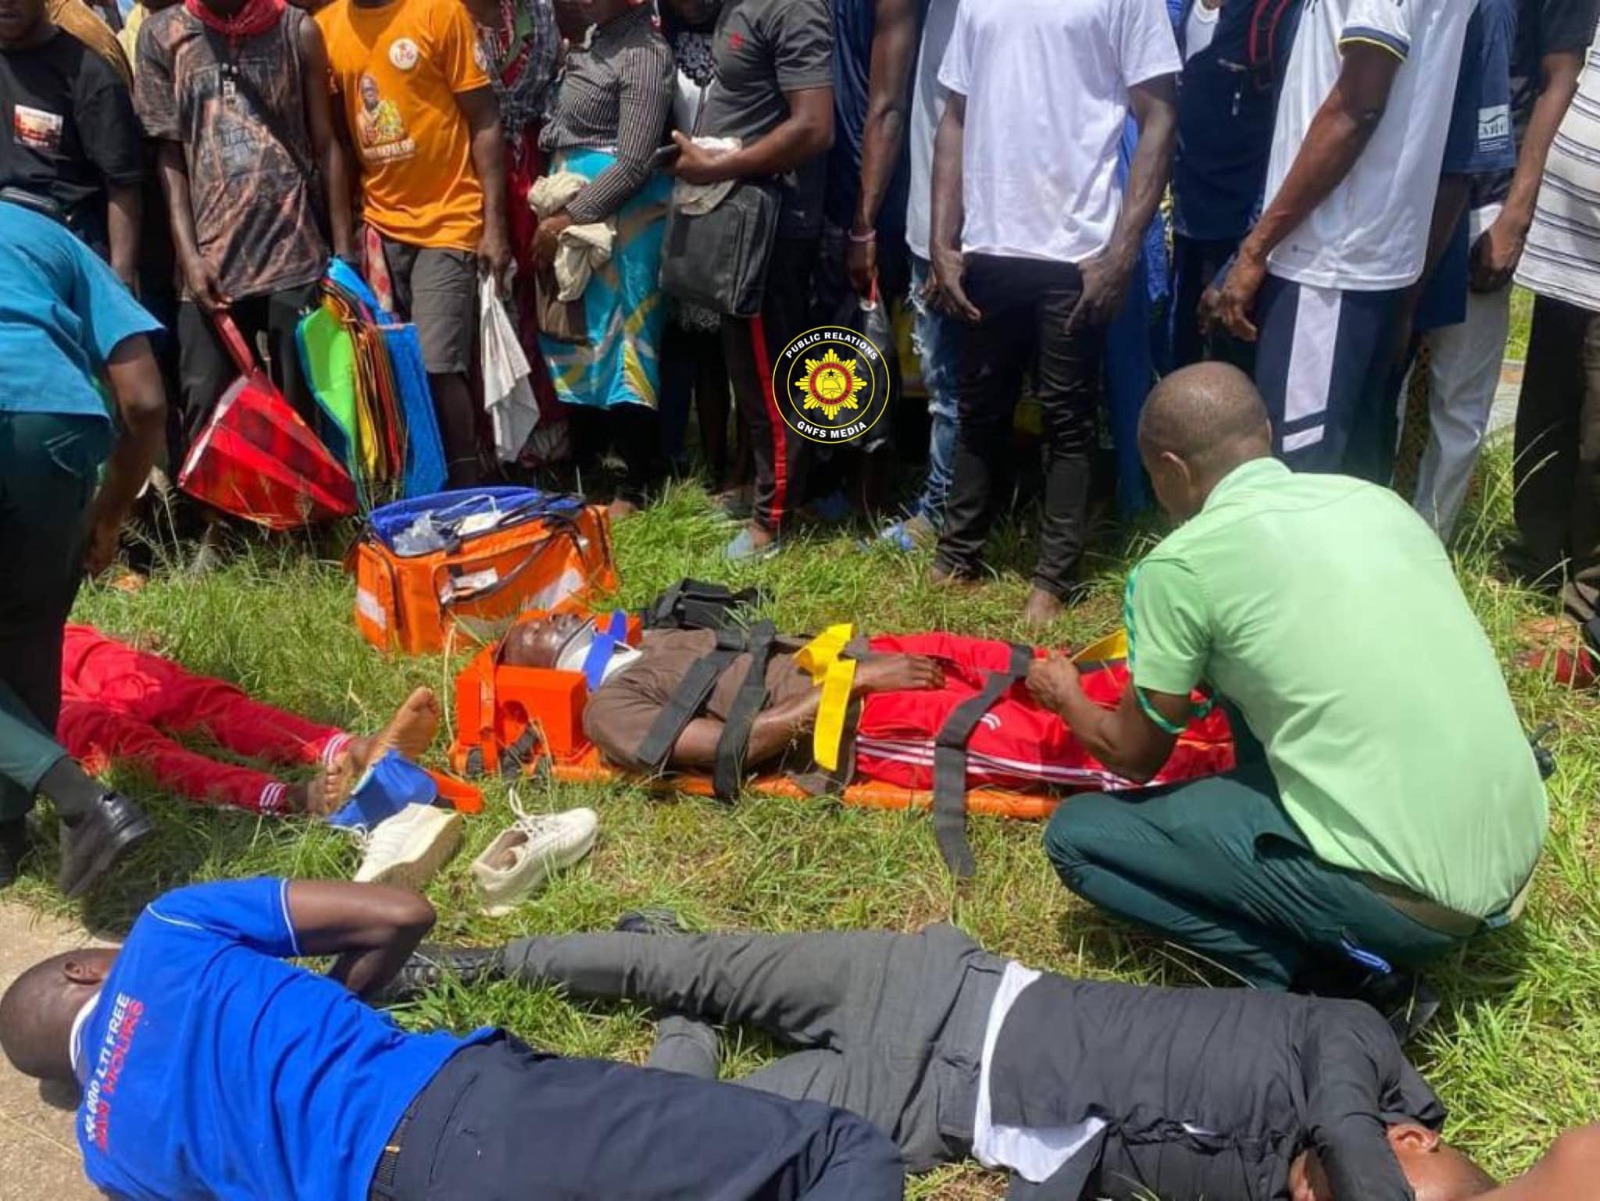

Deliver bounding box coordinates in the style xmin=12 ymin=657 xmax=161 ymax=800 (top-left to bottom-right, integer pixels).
xmin=1042 ymin=761 xmax=1461 ymax=989
xmin=0 ymin=412 xmax=110 ymax=822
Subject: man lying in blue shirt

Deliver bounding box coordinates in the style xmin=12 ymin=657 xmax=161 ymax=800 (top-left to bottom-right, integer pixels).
xmin=0 ymin=877 xmax=904 ymax=1201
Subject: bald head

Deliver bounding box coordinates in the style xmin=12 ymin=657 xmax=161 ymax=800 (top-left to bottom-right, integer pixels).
xmin=1138 ymin=363 xmax=1273 ymax=520
xmin=0 ymin=948 xmax=115 ymax=1083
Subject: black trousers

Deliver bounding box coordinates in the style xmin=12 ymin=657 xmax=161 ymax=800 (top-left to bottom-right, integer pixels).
xmin=176 ymin=282 xmax=320 ymax=452
xmin=382 ymin=1037 xmax=905 ymax=1201
xmin=1508 ymin=294 xmax=1600 ymax=622
xmin=567 ymin=402 xmax=665 ymax=504
xmin=933 ymin=254 xmax=1102 ymax=599
xmin=722 ymin=237 xmax=819 ymax=535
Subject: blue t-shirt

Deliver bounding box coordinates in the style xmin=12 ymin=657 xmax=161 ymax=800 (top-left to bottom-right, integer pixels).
xmin=1172 ymin=0 xmax=1307 ymax=243
xmin=823 ymin=0 xmax=917 ymax=234
xmin=0 ymin=201 xmax=160 ymax=420
xmin=72 ymin=879 xmax=491 ymax=1201
xmin=1417 ymin=0 xmax=1518 ymax=333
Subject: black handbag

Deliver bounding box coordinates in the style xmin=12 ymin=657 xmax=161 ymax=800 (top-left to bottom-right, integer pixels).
xmin=659 ymin=84 xmax=781 ymax=318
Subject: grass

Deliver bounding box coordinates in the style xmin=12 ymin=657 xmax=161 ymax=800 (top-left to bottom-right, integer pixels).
xmin=12 ymin=431 xmax=1598 ymax=1197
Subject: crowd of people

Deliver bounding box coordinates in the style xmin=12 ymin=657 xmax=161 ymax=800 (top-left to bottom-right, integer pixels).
xmin=0 ymin=0 xmax=1593 ymax=600
xmin=4 ymin=0 xmax=1600 ymax=1196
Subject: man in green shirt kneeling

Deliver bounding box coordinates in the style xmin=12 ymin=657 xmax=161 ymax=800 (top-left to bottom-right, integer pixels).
xmin=1031 ymin=363 xmax=1547 ymax=1009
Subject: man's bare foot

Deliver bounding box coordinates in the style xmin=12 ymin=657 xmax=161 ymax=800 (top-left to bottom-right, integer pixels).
xmin=1022 ymin=588 xmax=1065 ymax=627
xmin=608 ymin=497 xmax=640 ymax=522
xmin=349 ymin=688 xmax=441 ymax=771
xmin=286 ymin=752 xmax=358 ymax=818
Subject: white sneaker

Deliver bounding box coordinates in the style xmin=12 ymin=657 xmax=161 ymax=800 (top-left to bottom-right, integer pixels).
xmin=354 ymin=804 xmax=464 ymax=889
xmin=472 ymin=794 xmax=599 ymax=916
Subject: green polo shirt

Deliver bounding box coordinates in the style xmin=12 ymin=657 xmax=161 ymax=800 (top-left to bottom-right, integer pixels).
xmin=1127 ymin=457 xmax=1546 ymax=919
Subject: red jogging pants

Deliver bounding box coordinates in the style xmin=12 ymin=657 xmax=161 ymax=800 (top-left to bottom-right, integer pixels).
xmin=854 ymin=633 xmax=1234 ymax=792
xmin=57 ymin=625 xmax=351 ymax=814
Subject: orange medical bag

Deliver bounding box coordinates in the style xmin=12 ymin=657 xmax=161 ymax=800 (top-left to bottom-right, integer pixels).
xmin=352 ymin=491 xmax=617 ymax=655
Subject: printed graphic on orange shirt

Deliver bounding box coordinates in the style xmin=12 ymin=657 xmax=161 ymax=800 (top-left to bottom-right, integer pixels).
xmin=355 ymin=73 xmax=416 ymax=162
xmin=13 ymin=104 xmax=63 ymax=153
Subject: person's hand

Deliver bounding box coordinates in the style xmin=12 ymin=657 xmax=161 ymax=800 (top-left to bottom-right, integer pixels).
xmin=1068 ymin=246 xmax=1135 ymax=331
xmin=855 ymin=654 xmax=946 ymax=695
xmin=1026 ymin=652 xmax=1082 ymax=714
xmin=84 ymin=514 xmax=122 ymax=579
xmin=182 ymin=253 xmax=231 ymax=314
xmin=1205 ymin=248 xmax=1268 ymax=341
xmin=1470 ymin=216 xmax=1526 ymax=292
xmin=532 ymin=212 xmax=573 ymax=273
xmin=669 ymin=131 xmax=731 ymax=186
xmin=477 ymin=223 xmax=513 ymax=287
xmin=846 ymin=231 xmax=877 ymax=299
xmin=927 ymin=244 xmax=981 ymax=322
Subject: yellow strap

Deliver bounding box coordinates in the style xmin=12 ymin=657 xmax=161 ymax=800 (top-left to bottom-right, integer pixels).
xmin=795 ymin=624 xmax=857 ymax=771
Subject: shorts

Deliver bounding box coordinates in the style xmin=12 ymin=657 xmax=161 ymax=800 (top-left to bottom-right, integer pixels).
xmin=380 ymin=238 xmax=478 ymax=376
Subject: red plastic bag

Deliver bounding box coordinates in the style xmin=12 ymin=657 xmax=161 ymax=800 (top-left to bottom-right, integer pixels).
xmin=178 ymin=313 xmax=358 ymax=529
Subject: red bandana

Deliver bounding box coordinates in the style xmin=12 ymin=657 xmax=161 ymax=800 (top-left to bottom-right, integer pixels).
xmin=184 ymin=0 xmax=287 ymax=42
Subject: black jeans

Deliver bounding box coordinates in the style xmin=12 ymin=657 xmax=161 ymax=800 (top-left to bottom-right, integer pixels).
xmin=176 ymin=282 xmax=320 ymax=451
xmin=1508 ymin=294 xmax=1600 ymax=622
xmin=381 ymin=1037 xmax=905 ymax=1201
xmin=933 ymin=254 xmax=1102 ymax=599
xmin=722 ymin=236 xmax=819 ymax=535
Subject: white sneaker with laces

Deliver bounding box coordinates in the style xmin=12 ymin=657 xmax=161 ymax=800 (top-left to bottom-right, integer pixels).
xmin=472 ymin=795 xmax=599 ymax=916
xmin=354 ymin=803 xmax=464 ymax=889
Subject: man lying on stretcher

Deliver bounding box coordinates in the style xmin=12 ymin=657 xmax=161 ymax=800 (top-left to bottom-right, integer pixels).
xmin=500 ymin=617 xmax=1234 ymax=795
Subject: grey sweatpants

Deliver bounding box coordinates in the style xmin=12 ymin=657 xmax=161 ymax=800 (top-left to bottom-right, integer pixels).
xmin=502 ymin=924 xmax=1007 ymax=1173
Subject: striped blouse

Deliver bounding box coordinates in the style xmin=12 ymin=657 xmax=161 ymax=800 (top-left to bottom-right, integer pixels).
xmin=539 ymin=4 xmax=674 ymax=225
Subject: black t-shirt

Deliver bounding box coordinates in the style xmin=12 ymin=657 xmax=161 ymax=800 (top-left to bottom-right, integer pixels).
xmin=0 ymin=28 xmax=143 ymax=240
xmin=699 ymin=0 xmax=834 ymax=237
xmin=1512 ymin=0 xmax=1600 ymax=120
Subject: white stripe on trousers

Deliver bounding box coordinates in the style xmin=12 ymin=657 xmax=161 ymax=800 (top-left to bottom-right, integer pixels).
xmin=1283 ymin=283 xmax=1344 ymax=442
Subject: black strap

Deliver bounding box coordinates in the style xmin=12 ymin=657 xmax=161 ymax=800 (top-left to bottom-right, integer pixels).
xmin=500 ymin=727 xmax=540 ymax=778
xmin=711 ymin=621 xmax=776 ymax=801
xmin=930 ymin=643 xmax=1034 ymax=879
xmin=633 ymin=627 xmax=749 ymax=771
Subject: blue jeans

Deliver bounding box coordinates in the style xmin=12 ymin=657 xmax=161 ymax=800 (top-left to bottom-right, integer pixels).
xmin=907 ymin=255 xmax=960 ymax=525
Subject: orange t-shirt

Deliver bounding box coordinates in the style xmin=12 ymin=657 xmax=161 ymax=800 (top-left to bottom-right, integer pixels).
xmin=317 ymin=0 xmax=489 ymax=250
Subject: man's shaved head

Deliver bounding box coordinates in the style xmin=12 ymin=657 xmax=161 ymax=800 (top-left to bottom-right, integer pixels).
xmin=1138 ymin=363 xmax=1273 ymax=520
xmin=0 ymin=948 xmax=115 ymax=1083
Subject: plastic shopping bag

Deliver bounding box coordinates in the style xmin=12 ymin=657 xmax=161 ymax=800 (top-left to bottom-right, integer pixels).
xmin=481 ymin=283 xmax=540 ymax=465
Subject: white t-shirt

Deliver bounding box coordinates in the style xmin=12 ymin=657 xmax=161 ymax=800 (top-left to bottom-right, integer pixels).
xmin=1185 ymin=0 xmax=1220 ymax=61
xmin=938 ymin=0 xmax=1181 ymax=265
xmin=1263 ymin=0 xmax=1476 ymax=291
xmin=905 ymin=0 xmax=960 ymax=261
xmin=972 ymin=961 xmax=1107 ymax=1183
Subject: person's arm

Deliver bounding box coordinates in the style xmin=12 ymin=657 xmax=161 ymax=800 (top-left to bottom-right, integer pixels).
xmin=1210 ymin=43 xmax=1402 ymax=339
xmin=1070 ymin=73 xmax=1177 ymax=330
xmin=85 ymin=333 xmax=166 ymax=575
xmin=668 ymin=654 xmax=944 ymax=770
xmin=536 ymin=43 xmax=674 ymax=267
xmin=1475 ymin=49 xmax=1587 ymax=288
xmin=1482 ymin=1126 xmax=1600 ymax=1201
xmin=284 ymin=880 xmax=437 ymax=999
xmin=1026 ymin=655 xmax=1186 ymax=783
xmin=105 ymin=183 xmax=140 ymax=288
xmin=670 ymin=85 xmax=834 ymax=183
xmin=926 ymin=92 xmax=977 ymax=320
xmin=847 ymin=0 xmax=919 ymax=297
xmin=565 ymin=45 xmax=674 ymax=224
xmin=300 ymin=15 xmax=355 ymax=262
xmin=155 ymin=140 xmax=228 ymax=311
xmin=457 ymin=85 xmax=511 ymax=281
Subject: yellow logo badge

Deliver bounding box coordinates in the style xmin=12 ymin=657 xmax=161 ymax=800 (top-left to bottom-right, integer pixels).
xmin=772 ymin=324 xmax=891 ymax=444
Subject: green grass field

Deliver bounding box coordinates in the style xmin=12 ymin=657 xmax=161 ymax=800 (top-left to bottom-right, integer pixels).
xmin=12 ymin=428 xmax=1598 ymax=1197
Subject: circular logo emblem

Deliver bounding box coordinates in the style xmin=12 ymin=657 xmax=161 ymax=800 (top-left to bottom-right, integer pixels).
xmin=389 ymin=38 xmax=420 ymax=70
xmin=772 ymin=324 xmax=891 ymax=445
